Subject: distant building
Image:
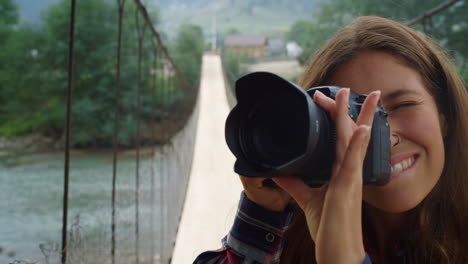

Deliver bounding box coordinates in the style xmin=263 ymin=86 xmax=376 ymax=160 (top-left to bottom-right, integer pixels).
xmin=286 ymin=41 xmax=303 ymax=58
xmin=223 ymin=34 xmax=269 ymax=58
xmin=268 ymin=38 xmax=284 ymax=56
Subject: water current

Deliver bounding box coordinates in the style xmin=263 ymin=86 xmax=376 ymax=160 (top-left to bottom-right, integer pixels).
xmin=0 ymin=150 xmax=160 ymax=264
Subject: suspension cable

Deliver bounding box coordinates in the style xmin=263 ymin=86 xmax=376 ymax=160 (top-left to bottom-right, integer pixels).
xmin=134 ymin=8 xmax=147 ymax=264
xmin=133 ymin=0 xmax=195 ymax=91
xmin=150 ymin=37 xmax=158 ymax=264
xmin=111 ymin=1 xmax=126 ymax=263
xmin=62 ymin=0 xmax=77 ymax=263
xmin=154 ymin=40 xmax=167 ymax=262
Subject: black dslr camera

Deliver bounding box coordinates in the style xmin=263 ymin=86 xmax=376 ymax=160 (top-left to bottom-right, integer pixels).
xmin=225 ymin=72 xmax=391 ymax=187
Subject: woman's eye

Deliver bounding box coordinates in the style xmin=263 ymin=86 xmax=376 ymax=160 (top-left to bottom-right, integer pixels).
xmin=389 ymin=102 xmax=415 ymax=111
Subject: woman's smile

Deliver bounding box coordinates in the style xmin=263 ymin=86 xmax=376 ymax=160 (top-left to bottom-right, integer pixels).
xmin=389 ymin=154 xmax=418 ymax=181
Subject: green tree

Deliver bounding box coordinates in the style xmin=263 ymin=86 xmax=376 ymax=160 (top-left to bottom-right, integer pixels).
xmin=286 ymin=20 xmax=314 ymax=48
xmin=0 ymin=0 xmax=147 ymax=146
xmin=295 ymin=0 xmax=468 ymax=71
xmin=0 ymin=0 xmax=202 ymax=147
xmin=0 ymin=0 xmax=19 ymax=92
xmin=0 ymin=1 xmax=45 ymax=136
xmin=37 ymin=0 xmax=120 ymax=145
xmin=431 ymin=1 xmax=468 ymax=68
xmin=0 ymin=25 xmax=47 ymax=136
xmin=0 ymin=0 xmax=18 ymax=41
xmin=225 ymin=27 xmax=240 ymax=35
xmin=172 ymin=24 xmax=204 ymax=86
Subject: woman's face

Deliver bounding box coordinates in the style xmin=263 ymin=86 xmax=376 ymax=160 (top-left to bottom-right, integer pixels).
xmin=330 ymin=51 xmax=446 ymax=213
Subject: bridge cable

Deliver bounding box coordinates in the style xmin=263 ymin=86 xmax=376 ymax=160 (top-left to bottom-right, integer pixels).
xmin=150 ymin=37 xmax=158 ymax=264
xmin=111 ymin=1 xmax=127 ymax=263
xmin=155 ymin=41 xmax=167 ymax=262
xmin=133 ymin=0 xmax=195 ymax=92
xmin=135 ymin=7 xmax=147 ymax=264
xmin=62 ymin=0 xmax=77 ymax=263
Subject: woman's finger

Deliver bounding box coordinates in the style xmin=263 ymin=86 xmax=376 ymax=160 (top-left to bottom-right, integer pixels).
xmin=315 ymin=127 xmax=369 ymax=263
xmin=334 ymin=88 xmax=354 ymax=167
xmin=239 ymin=176 xmax=291 ymax=211
xmin=272 ymin=175 xmax=313 ymax=206
xmin=274 ymin=175 xmax=328 ymax=241
xmin=313 ymin=90 xmax=337 ymax=119
xmin=273 ymin=176 xmax=326 ymax=206
xmin=356 ymin=90 xmax=381 ymax=126
xmin=330 ymin=124 xmax=371 ymax=188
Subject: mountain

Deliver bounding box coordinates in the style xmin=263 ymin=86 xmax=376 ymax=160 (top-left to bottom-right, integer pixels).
xmin=158 ymin=0 xmax=318 ymax=38
xmin=13 ymin=0 xmax=317 ymax=38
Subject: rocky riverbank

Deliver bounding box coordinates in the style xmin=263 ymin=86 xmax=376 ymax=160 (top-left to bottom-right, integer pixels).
xmin=0 ymin=134 xmax=62 ymax=157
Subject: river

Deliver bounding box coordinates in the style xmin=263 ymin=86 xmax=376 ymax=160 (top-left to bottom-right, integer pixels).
xmin=0 ymin=150 xmax=161 ymax=264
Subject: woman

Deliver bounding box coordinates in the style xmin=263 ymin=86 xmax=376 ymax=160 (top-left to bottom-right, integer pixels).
xmin=195 ymin=16 xmax=468 ymax=263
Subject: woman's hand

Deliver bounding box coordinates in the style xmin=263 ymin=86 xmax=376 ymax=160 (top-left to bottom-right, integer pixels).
xmin=273 ymin=88 xmax=381 ymax=263
xmin=239 ymin=176 xmax=291 ymax=212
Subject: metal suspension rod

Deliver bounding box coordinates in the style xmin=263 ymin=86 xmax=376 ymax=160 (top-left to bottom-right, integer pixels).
xmin=171 ymin=66 xmax=176 ymax=97
xmin=155 ymin=42 xmax=166 ymax=263
xmin=134 ymin=8 xmax=147 ymax=264
xmin=62 ymin=0 xmax=77 ymax=263
xmin=156 ymin=45 xmax=167 ymax=140
xmin=150 ymin=37 xmax=158 ymax=264
xmin=163 ymin=62 xmax=168 ymax=114
xmin=112 ymin=1 xmax=126 ymax=263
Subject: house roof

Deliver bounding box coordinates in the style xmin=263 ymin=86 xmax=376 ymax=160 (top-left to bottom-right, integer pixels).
xmin=224 ymin=35 xmax=268 ymax=47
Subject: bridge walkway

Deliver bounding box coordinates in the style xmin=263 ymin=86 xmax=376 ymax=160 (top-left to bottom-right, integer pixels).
xmin=171 ymin=54 xmax=243 ymax=263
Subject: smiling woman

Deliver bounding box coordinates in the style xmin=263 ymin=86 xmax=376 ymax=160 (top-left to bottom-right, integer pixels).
xmin=288 ymin=16 xmax=468 ymax=263
xmin=331 ymin=51 xmax=447 ymax=214
xmin=195 ymin=16 xmax=468 ymax=264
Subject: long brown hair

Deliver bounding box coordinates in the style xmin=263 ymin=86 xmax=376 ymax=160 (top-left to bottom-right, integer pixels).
xmin=281 ymin=16 xmax=468 ymax=263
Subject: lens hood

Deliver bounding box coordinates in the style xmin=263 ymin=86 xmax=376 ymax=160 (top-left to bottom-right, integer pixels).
xmin=225 ymin=72 xmax=328 ymax=178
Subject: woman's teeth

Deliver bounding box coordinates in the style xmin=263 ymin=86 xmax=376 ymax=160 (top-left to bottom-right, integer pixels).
xmin=391 ymin=156 xmax=415 ymax=174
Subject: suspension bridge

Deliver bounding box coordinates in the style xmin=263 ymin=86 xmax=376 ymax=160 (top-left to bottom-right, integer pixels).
xmin=0 ymin=0 xmax=243 ymax=262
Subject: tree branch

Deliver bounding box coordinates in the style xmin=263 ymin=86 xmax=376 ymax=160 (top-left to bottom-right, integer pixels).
xmin=406 ymin=0 xmax=461 ymax=26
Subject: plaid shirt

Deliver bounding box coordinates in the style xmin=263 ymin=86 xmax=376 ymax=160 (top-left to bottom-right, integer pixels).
xmin=194 ymin=192 xmax=374 ymax=264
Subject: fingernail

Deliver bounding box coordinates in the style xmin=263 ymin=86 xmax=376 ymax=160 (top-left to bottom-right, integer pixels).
xmin=345 ymin=88 xmax=350 ymax=101
xmin=314 ymin=90 xmax=324 ymax=98
xmin=338 ymin=88 xmax=349 ymax=99
xmin=373 ymin=90 xmax=381 ymax=100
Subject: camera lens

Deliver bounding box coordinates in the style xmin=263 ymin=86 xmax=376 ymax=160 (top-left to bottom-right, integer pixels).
xmin=240 ymin=89 xmax=308 ymax=168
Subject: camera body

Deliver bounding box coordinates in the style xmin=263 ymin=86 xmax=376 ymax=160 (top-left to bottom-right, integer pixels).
xmin=225 ymin=72 xmax=391 ymax=187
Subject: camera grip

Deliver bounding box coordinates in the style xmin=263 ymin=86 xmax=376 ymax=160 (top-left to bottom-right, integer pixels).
xmin=363 ymin=110 xmax=391 ymax=185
